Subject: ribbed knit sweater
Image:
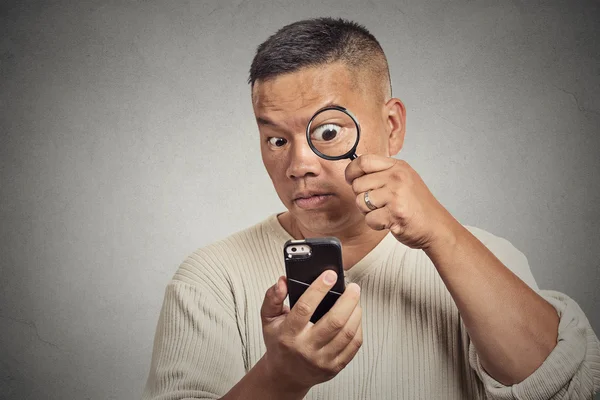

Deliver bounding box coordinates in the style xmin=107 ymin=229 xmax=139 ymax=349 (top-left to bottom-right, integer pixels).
xmin=142 ymin=214 xmax=600 ymax=399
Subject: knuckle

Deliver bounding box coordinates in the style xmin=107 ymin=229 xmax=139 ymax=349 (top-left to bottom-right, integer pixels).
xmin=353 ymin=335 xmax=364 ymax=349
xmin=396 ymin=159 xmax=408 ymax=168
xmin=261 ymin=286 xmax=273 ymax=303
xmin=385 ymin=185 xmax=396 ymax=201
xmin=365 ymin=213 xmax=386 ymax=230
xmin=331 ymin=358 xmax=348 ymax=375
xmin=312 ymin=357 xmax=329 ymax=376
xmin=355 ymin=194 xmax=364 ymax=209
xmin=328 ymin=316 xmax=345 ymax=331
xmin=316 ymin=361 xmax=333 ymax=376
xmin=314 ymin=279 xmax=331 ymax=294
xmin=390 ymin=224 xmax=405 ymax=238
xmin=344 ymin=167 xmax=353 ymax=183
xmin=260 ymin=307 xmax=271 ymax=323
xmin=375 ymin=220 xmax=387 ymax=230
xmin=393 ymin=201 xmax=407 ymax=216
xmin=342 ymin=327 xmax=357 ymax=342
xmin=357 ymin=155 xmax=371 ymax=171
xmin=391 ymin=168 xmax=406 ymax=182
xmin=293 ymin=300 xmax=313 ymax=318
xmin=351 ymin=180 xmax=361 ymax=194
xmin=356 ymin=156 xmax=366 ymax=168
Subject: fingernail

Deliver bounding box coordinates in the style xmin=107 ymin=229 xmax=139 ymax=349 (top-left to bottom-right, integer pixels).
xmin=323 ymin=270 xmax=337 ymax=284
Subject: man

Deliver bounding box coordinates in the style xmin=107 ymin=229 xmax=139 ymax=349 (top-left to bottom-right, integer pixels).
xmin=142 ymin=18 xmax=600 ymax=399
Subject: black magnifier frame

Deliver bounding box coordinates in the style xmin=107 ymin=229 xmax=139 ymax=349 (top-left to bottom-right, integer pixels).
xmin=306 ymin=105 xmax=361 ymax=161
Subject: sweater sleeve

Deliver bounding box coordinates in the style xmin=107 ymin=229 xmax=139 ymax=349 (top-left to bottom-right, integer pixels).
xmin=141 ymin=268 xmax=246 ymax=399
xmin=463 ymin=227 xmax=600 ymax=398
xmin=469 ymin=290 xmax=600 ymax=399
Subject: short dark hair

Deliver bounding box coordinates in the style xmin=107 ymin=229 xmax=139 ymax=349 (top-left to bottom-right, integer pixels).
xmin=249 ymin=18 xmax=391 ymax=97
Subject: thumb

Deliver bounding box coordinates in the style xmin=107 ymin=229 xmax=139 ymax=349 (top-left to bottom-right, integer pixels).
xmin=261 ymin=276 xmax=288 ymax=322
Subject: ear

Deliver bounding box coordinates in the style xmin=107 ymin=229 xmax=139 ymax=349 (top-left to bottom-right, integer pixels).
xmin=383 ymin=98 xmax=406 ymax=157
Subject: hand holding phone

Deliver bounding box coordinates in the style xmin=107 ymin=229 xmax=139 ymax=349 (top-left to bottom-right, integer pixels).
xmin=284 ymin=237 xmax=345 ymax=323
xmin=259 ymin=266 xmax=362 ymax=393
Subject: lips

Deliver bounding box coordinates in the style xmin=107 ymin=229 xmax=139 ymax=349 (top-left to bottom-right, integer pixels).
xmin=293 ymin=191 xmax=329 ymax=200
xmin=293 ymin=191 xmax=333 ymax=209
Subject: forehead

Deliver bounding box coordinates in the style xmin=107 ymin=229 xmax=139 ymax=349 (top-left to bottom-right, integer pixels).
xmin=252 ymin=63 xmax=359 ymax=119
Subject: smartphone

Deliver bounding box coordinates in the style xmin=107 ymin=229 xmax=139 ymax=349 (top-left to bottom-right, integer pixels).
xmin=283 ymin=237 xmax=345 ymax=323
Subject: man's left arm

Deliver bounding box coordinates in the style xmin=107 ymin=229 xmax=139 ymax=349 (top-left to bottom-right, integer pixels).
xmin=425 ymin=223 xmax=600 ymax=398
xmin=346 ymin=155 xmax=600 ymax=399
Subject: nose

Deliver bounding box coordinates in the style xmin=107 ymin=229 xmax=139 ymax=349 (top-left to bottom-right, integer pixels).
xmin=286 ymin=138 xmax=322 ymax=179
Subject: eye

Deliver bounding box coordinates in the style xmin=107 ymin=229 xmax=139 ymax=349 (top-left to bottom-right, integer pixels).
xmin=311 ymin=123 xmax=340 ymax=141
xmin=268 ymin=137 xmax=288 ymax=147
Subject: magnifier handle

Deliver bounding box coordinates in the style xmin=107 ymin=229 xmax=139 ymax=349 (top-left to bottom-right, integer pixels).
xmin=349 ymin=153 xmax=358 ymax=160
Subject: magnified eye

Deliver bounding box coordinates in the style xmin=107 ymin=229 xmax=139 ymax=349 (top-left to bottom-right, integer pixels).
xmin=268 ymin=137 xmax=287 ymax=147
xmin=312 ymin=124 xmax=340 ymax=141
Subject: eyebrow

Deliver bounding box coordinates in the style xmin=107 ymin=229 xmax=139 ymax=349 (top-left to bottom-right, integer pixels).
xmin=255 ymin=101 xmax=342 ymax=129
xmin=256 ymin=116 xmax=277 ymax=127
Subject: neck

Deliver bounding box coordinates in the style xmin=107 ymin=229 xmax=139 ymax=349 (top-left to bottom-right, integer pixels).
xmin=278 ymin=212 xmax=389 ymax=270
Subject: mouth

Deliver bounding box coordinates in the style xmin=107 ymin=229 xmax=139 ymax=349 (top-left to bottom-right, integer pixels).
xmin=293 ymin=192 xmax=334 ymax=209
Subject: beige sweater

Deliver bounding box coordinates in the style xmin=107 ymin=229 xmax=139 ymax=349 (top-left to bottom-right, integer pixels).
xmin=142 ymin=214 xmax=600 ymax=399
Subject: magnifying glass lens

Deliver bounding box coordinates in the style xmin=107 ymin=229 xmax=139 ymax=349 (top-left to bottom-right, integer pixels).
xmin=308 ymin=108 xmax=359 ymax=159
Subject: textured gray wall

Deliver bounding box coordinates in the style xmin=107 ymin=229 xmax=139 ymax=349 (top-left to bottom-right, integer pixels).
xmin=1 ymin=0 xmax=599 ymax=399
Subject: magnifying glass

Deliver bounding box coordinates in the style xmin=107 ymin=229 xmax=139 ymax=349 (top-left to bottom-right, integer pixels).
xmin=306 ymin=105 xmax=360 ymax=160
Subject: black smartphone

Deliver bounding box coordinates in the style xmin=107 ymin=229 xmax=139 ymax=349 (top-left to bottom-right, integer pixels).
xmin=283 ymin=237 xmax=345 ymax=323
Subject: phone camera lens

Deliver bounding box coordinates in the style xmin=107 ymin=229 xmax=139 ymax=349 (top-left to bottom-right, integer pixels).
xmin=291 ymin=247 xmax=297 ymax=252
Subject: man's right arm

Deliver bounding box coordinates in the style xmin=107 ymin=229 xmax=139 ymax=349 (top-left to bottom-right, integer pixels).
xmin=142 ymin=270 xmax=362 ymax=400
xmin=142 ymin=276 xmax=302 ymax=400
xmin=219 ymin=355 xmax=309 ymax=400
xmin=141 ymin=277 xmax=247 ymax=400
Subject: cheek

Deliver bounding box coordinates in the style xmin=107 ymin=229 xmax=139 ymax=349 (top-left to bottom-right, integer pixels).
xmin=261 ymin=149 xmax=287 ymax=180
xmin=358 ymin=124 xmax=388 ymax=155
xmin=330 ymin=162 xmax=355 ymax=195
xmin=339 ymin=181 xmax=357 ymax=201
xmin=355 ymin=136 xmax=375 ymax=155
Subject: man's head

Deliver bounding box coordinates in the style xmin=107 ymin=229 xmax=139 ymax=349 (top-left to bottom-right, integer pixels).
xmin=249 ymin=18 xmax=406 ymax=236
xmin=249 ymin=18 xmax=392 ymax=103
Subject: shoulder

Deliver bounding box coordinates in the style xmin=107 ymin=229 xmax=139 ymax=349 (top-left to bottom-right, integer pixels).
xmin=463 ymin=225 xmax=539 ymax=291
xmin=173 ymin=214 xmax=286 ymax=287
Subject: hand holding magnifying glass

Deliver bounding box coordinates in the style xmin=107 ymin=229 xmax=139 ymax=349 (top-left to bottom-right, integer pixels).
xmin=307 ymin=104 xmax=459 ymax=251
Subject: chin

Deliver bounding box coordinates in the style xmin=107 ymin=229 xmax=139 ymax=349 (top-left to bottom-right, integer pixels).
xmin=294 ymin=207 xmax=358 ymax=235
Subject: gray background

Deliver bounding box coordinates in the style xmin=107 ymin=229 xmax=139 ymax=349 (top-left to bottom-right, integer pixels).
xmin=1 ymin=0 xmax=599 ymax=399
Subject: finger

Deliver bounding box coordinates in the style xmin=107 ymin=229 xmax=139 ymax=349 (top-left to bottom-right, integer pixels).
xmin=364 ymin=207 xmax=395 ymax=231
xmin=355 ymin=187 xmax=392 ymax=214
xmin=345 ymin=154 xmax=397 ymax=185
xmin=261 ymin=276 xmax=288 ymax=322
xmin=320 ymin=301 xmax=362 ymax=356
xmin=334 ymin=322 xmax=363 ymax=366
xmin=350 ymin=169 xmax=389 ymax=195
xmin=283 ymin=270 xmax=338 ymax=335
xmin=311 ymin=283 xmax=361 ymax=347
